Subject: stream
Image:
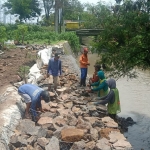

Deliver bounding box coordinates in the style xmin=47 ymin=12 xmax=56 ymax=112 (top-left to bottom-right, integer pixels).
xmin=77 ymin=53 xmax=150 ymax=150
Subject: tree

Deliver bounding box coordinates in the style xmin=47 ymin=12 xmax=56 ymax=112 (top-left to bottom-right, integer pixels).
xmin=3 ymin=0 xmax=41 ymax=22
xmin=63 ymin=0 xmax=84 ymax=21
xmin=80 ymin=2 xmax=111 ymax=29
xmin=92 ymin=0 xmax=150 ymax=78
xmin=42 ymin=0 xmax=54 ymax=25
xmin=40 ymin=14 xmax=55 ymax=26
xmin=12 ymin=25 xmax=28 ymax=44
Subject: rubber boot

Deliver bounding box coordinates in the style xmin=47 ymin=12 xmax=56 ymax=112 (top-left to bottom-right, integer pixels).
xmin=80 ymin=79 xmax=83 ymax=87
xmin=83 ymin=78 xmax=86 ymax=87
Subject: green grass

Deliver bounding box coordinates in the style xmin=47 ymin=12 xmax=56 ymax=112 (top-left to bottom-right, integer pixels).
xmin=51 ymin=40 xmax=66 ymax=45
xmin=6 ymin=44 xmax=17 ymax=49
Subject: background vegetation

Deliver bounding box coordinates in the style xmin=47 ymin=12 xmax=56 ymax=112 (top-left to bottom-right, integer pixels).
xmin=0 ymin=0 xmax=150 ymax=78
xmin=0 ymin=24 xmax=80 ymax=53
xmin=90 ymin=0 xmax=150 ymax=78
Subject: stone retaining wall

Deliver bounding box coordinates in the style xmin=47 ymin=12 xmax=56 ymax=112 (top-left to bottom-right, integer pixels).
xmin=0 ymin=41 xmax=133 ymax=150
xmin=0 ymin=86 xmax=25 ymax=149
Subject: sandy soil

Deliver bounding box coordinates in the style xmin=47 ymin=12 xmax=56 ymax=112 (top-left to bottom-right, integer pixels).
xmin=0 ymin=48 xmax=37 ymax=92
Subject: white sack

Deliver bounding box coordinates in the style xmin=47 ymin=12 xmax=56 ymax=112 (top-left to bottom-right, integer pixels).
xmin=37 ymin=47 xmax=52 ymax=66
xmin=28 ymin=64 xmax=43 ymax=84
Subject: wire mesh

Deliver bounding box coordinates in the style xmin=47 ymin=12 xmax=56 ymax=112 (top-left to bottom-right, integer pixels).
xmin=59 ymin=141 xmax=73 ymax=150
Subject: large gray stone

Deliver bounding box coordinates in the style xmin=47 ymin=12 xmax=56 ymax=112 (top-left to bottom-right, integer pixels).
xmin=70 ymin=141 xmax=86 ymax=150
xmin=112 ymin=139 xmax=132 ymax=149
xmin=95 ymin=138 xmax=111 ymax=150
xmin=85 ymin=141 xmax=96 ymax=150
xmin=102 ymin=117 xmax=118 ymax=128
xmin=45 ymin=136 xmax=60 ymax=150
xmin=37 ymin=127 xmax=47 ymax=138
xmin=34 ymin=142 xmax=43 ymax=150
xmin=76 ymin=116 xmax=92 ymax=131
xmin=0 ymin=140 xmax=9 ymax=150
xmin=16 ymin=119 xmax=47 ymax=137
xmin=10 ymin=135 xmax=29 ymax=148
xmin=90 ymin=128 xmax=99 ymax=141
xmin=16 ymin=119 xmax=36 ymax=135
xmin=27 ymin=136 xmax=37 ymax=146
xmin=37 ymin=137 xmax=49 ymax=148
xmin=67 ymin=114 xmax=77 ymax=126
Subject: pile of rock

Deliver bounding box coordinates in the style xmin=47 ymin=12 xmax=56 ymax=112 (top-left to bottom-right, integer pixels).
xmin=16 ymin=44 xmax=47 ymax=51
xmin=16 ymin=44 xmax=64 ymax=55
xmin=9 ymin=116 xmax=132 ymax=150
xmin=8 ymin=54 xmax=133 ymax=150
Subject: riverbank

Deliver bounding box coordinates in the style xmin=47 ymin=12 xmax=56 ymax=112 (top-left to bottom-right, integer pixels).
xmin=80 ymin=50 xmax=150 ymax=150
xmin=0 ymin=41 xmax=133 ymax=149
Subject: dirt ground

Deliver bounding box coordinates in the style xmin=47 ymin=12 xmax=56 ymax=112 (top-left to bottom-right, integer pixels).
xmin=0 ymin=48 xmax=37 ymax=92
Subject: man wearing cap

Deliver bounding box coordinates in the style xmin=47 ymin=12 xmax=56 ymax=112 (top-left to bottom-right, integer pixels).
xmin=79 ymin=47 xmax=90 ymax=86
xmin=18 ymin=84 xmax=50 ymax=121
xmin=47 ymin=53 xmax=62 ymax=89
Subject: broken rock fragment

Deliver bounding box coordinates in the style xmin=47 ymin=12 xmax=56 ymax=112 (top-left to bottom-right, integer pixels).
xmin=61 ymin=128 xmax=85 ymax=142
xmin=37 ymin=137 xmax=49 ymax=148
xmin=37 ymin=117 xmax=53 ymax=125
xmin=45 ymin=136 xmax=60 ymax=150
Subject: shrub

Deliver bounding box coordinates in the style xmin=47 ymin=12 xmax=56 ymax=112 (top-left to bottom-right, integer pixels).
xmin=3 ymin=24 xmax=80 ymax=53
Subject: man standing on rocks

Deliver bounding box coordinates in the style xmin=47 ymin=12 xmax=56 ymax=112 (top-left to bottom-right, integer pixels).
xmin=79 ymin=47 xmax=90 ymax=86
xmin=18 ymin=84 xmax=50 ymax=121
xmin=47 ymin=53 xmax=62 ymax=90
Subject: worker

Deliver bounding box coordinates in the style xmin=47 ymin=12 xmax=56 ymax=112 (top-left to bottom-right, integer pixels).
xmin=79 ymin=47 xmax=90 ymax=86
xmin=93 ymin=78 xmax=121 ymax=120
xmin=88 ymin=70 xmax=108 ymax=97
xmin=18 ymin=84 xmax=50 ymax=121
xmin=89 ymin=64 xmax=101 ymax=84
xmin=47 ymin=53 xmax=62 ymax=90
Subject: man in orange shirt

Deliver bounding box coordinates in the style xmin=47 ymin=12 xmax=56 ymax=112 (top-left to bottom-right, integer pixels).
xmin=79 ymin=47 xmax=90 ymax=86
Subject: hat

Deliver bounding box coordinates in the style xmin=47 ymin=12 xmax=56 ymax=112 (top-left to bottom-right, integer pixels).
xmin=94 ymin=64 xmax=101 ymax=70
xmin=94 ymin=64 xmax=101 ymax=68
xmin=83 ymin=47 xmax=88 ymax=52
xmin=54 ymin=53 xmax=60 ymax=57
xmin=40 ymin=91 xmax=50 ymax=103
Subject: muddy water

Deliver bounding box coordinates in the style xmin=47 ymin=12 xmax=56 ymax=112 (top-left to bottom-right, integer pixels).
xmin=77 ymin=53 xmax=150 ymax=150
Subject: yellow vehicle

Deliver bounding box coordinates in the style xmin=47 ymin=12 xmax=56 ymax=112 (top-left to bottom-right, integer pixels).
xmin=65 ymin=22 xmax=79 ymax=31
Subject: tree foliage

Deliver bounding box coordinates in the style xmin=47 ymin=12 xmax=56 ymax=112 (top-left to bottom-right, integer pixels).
xmin=42 ymin=0 xmax=54 ymax=25
xmin=63 ymin=0 xmax=84 ymax=20
xmin=40 ymin=14 xmax=55 ymax=26
xmin=3 ymin=0 xmax=41 ymax=22
xmin=12 ymin=25 xmax=28 ymax=44
xmin=91 ymin=0 xmax=150 ymax=78
xmin=81 ymin=3 xmax=110 ymax=28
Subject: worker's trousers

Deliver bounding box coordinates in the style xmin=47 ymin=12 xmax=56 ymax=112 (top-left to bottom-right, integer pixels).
xmin=80 ymin=68 xmax=87 ymax=86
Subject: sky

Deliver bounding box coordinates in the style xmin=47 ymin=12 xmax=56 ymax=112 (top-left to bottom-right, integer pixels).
xmin=79 ymin=0 xmax=116 ymax=5
xmin=0 ymin=0 xmax=116 ymax=24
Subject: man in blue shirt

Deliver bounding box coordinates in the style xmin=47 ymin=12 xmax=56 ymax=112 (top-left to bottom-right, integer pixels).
xmin=18 ymin=84 xmax=50 ymax=121
xmin=47 ymin=53 xmax=62 ymax=90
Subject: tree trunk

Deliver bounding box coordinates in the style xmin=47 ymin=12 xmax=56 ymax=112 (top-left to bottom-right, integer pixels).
xmin=55 ymin=0 xmax=59 ymax=33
